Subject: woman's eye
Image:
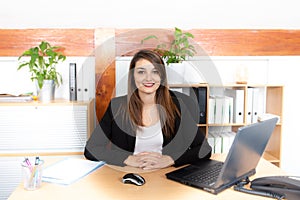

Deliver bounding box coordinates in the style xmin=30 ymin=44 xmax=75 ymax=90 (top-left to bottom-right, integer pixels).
xmin=153 ymin=70 xmax=159 ymax=74
xmin=137 ymin=70 xmax=145 ymax=74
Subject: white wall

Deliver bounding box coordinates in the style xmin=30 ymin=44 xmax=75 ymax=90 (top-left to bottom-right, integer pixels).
xmin=1 ymin=0 xmax=300 ymax=29
xmin=268 ymin=57 xmax=300 ymax=176
xmin=1 ymin=0 xmax=300 ymax=175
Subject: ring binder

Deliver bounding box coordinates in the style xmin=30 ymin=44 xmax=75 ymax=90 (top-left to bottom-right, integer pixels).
xmin=69 ymin=63 xmax=77 ymax=101
xmin=192 ymin=87 xmax=207 ymax=124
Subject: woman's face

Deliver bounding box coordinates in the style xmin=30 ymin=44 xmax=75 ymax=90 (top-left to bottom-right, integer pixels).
xmin=134 ymin=59 xmax=161 ymax=95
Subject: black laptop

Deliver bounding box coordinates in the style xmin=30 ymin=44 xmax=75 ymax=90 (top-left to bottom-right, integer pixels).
xmin=166 ymin=117 xmax=278 ymax=194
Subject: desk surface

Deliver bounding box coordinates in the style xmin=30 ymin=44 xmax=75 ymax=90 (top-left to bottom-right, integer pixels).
xmin=9 ymin=154 xmax=285 ymax=200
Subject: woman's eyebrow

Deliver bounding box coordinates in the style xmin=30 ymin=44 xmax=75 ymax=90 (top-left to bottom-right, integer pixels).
xmin=136 ymin=67 xmax=145 ymax=69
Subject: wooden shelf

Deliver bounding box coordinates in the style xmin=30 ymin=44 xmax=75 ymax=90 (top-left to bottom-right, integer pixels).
xmin=197 ymin=124 xmax=207 ymax=127
xmin=206 ymin=123 xmax=244 ymax=127
xmin=170 ymin=84 xmax=284 ymax=167
xmin=168 ymin=83 xmax=208 ymax=88
xmin=0 ymin=99 xmax=93 ymax=106
xmin=263 ymin=152 xmax=280 ymax=163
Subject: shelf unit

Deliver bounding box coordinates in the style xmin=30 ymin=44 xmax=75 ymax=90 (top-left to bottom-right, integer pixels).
xmin=169 ymin=83 xmax=284 ymax=167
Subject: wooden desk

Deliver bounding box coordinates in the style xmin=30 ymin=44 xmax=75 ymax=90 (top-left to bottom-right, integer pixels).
xmin=8 ymin=154 xmax=285 ymax=200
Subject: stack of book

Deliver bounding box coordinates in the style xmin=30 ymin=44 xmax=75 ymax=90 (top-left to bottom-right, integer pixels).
xmin=0 ymin=94 xmax=33 ymax=102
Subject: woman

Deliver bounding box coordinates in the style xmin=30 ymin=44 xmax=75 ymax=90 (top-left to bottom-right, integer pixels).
xmin=84 ymin=49 xmax=211 ymax=170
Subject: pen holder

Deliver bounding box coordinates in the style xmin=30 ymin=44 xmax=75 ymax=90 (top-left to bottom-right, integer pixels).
xmin=21 ymin=160 xmax=44 ymax=190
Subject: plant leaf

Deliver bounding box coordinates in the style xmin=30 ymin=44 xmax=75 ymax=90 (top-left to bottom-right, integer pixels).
xmin=141 ymin=35 xmax=158 ymax=44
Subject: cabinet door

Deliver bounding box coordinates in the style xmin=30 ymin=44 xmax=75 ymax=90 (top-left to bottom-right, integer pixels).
xmin=0 ymin=157 xmax=22 ymax=200
xmin=0 ymin=105 xmax=88 ymax=154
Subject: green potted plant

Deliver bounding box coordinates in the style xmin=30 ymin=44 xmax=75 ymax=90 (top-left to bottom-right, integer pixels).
xmin=18 ymin=41 xmax=66 ymax=102
xmin=141 ymin=27 xmax=196 ymax=65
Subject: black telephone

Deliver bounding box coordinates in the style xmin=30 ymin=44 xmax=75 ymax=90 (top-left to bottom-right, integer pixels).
xmin=251 ymin=176 xmax=300 ymax=199
xmin=234 ymin=176 xmax=300 ymax=199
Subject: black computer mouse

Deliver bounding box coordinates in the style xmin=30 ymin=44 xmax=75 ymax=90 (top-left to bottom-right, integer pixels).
xmin=122 ymin=173 xmax=145 ymax=186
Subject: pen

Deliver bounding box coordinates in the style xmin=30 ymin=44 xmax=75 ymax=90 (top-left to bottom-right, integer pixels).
xmin=24 ymin=157 xmax=33 ymax=172
xmin=32 ymin=156 xmax=40 ymax=187
xmin=35 ymin=156 xmax=40 ymax=165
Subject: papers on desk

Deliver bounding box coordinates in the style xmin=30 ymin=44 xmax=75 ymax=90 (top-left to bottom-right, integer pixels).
xmin=0 ymin=94 xmax=33 ymax=102
xmin=42 ymin=158 xmax=105 ymax=185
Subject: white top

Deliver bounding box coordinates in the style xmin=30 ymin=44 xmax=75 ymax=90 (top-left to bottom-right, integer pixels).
xmin=133 ymin=121 xmax=163 ymax=155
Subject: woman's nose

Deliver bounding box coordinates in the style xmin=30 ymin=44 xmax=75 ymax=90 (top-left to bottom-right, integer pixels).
xmin=145 ymin=72 xmax=153 ymax=80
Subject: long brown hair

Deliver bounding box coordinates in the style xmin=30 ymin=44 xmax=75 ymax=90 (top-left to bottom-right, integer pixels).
xmin=127 ymin=49 xmax=180 ymax=138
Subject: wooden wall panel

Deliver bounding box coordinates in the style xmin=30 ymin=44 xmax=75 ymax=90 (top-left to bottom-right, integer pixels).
xmin=0 ymin=29 xmax=94 ymax=56
xmin=190 ymin=29 xmax=300 ymax=56
xmin=115 ymin=29 xmax=300 ymax=56
xmin=94 ymin=28 xmax=116 ymax=121
xmin=115 ymin=29 xmax=174 ymax=56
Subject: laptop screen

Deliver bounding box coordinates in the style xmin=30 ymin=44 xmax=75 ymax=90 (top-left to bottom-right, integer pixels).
xmin=215 ymin=117 xmax=278 ymax=187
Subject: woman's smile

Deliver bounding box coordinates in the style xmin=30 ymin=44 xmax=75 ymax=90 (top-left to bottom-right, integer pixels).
xmin=143 ymin=82 xmax=156 ymax=87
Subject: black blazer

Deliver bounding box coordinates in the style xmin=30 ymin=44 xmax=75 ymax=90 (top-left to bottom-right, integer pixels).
xmin=84 ymin=91 xmax=212 ymax=167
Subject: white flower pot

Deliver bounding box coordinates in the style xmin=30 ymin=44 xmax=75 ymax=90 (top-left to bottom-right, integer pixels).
xmin=36 ymin=80 xmax=55 ymax=102
xmin=166 ymin=62 xmax=186 ymax=84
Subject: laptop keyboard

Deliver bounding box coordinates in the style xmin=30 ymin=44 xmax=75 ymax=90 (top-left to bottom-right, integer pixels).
xmin=184 ymin=162 xmax=223 ymax=185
